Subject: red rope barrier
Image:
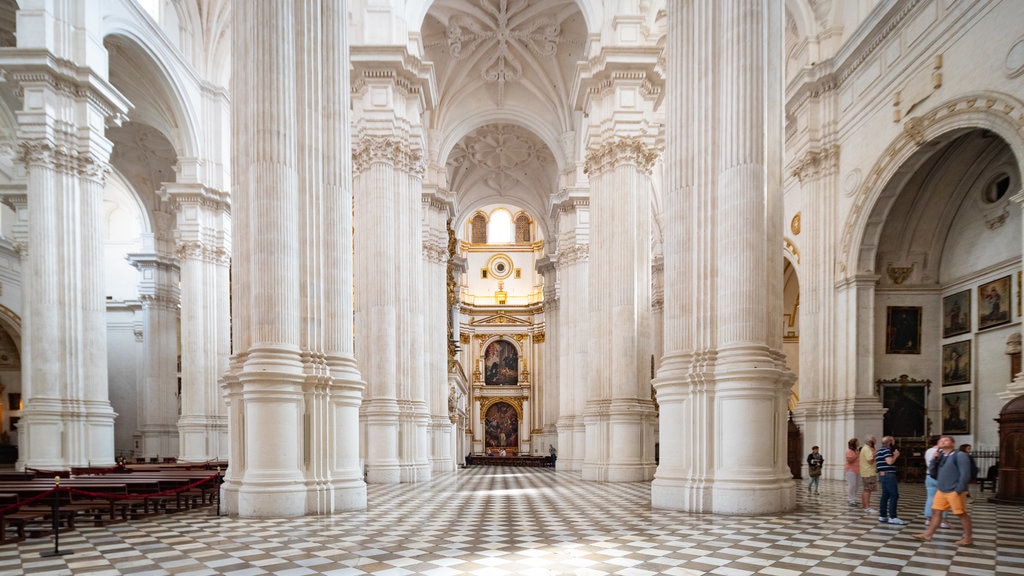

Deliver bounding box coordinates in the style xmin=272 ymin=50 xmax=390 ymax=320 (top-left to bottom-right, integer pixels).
xmin=0 ymin=487 xmax=64 ymax=515
xmin=65 ymin=472 xmax=221 ymax=500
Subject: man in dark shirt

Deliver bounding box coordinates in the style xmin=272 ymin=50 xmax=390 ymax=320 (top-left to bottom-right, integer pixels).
xmin=874 ymin=436 xmax=906 ymax=525
xmin=914 ymin=435 xmax=974 ymax=545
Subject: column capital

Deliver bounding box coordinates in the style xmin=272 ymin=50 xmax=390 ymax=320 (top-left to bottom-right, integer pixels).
xmin=790 ymin=144 xmax=840 ymax=183
xmin=352 ymin=134 xmax=425 ymax=177
xmin=584 ymin=135 xmax=660 ymax=176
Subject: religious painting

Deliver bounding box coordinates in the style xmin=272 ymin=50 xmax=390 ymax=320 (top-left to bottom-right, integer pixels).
xmin=978 ymin=276 xmax=1011 ymax=330
xmin=942 ymin=391 xmax=970 ymax=435
xmin=484 ymin=401 xmax=519 ymax=453
xmin=7 ymin=393 xmax=19 ymax=411
xmin=880 ymin=383 xmax=927 ymax=438
xmin=484 ymin=339 xmax=519 ymax=385
xmin=942 ymin=290 xmax=970 ymax=338
xmin=885 ymin=306 xmax=921 ymax=354
xmin=942 ymin=340 xmax=971 ymax=386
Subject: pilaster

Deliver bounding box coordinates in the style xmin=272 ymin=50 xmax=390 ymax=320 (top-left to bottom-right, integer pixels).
xmin=423 ymin=186 xmax=456 ymax=473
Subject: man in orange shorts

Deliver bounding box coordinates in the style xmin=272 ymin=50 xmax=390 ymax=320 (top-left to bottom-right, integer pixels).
xmin=914 ymin=435 xmax=973 ymax=545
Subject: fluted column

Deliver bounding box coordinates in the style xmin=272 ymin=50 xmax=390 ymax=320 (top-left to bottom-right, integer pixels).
xmin=224 ymin=0 xmax=365 ymax=517
xmin=653 ymin=0 xmax=794 ymax=514
xmin=552 ymin=193 xmax=589 ymax=471
xmin=161 ymin=185 xmax=230 ymax=463
xmin=351 ymin=50 xmax=433 ymax=484
xmin=536 ymin=256 xmax=558 ymax=450
xmin=582 ymin=138 xmax=658 ymax=482
xmin=127 ymin=251 xmax=180 ymax=460
xmin=423 ymin=190 xmax=456 ymax=473
xmin=11 ymin=64 xmax=128 ymax=471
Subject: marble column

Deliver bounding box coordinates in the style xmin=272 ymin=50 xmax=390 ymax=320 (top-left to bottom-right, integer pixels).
xmin=423 ymin=189 xmax=456 ymax=473
xmin=127 ymin=250 xmax=181 ymax=461
xmin=350 ymin=50 xmax=433 ymax=483
xmin=223 ymin=0 xmax=365 ymax=517
xmin=161 ymin=184 xmax=230 ymax=463
xmin=551 ymin=192 xmax=589 ymax=472
xmin=653 ymin=0 xmax=794 ymax=514
xmin=582 ymin=136 xmax=659 ymax=482
xmin=10 ymin=64 xmax=128 ymax=470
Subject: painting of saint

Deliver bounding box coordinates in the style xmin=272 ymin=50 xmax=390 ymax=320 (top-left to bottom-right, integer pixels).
xmin=484 ymin=402 xmax=519 ymax=452
xmin=942 ymin=290 xmax=970 ymax=338
xmin=978 ymin=276 xmax=1011 ymax=330
xmin=484 ymin=339 xmax=519 ymax=385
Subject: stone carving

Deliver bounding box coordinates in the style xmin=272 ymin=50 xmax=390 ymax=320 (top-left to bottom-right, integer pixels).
xmin=791 ymin=145 xmax=839 ymax=183
xmin=887 ymin=265 xmax=913 ymax=285
xmin=1006 ymin=332 xmax=1021 ymax=355
xmin=446 ymin=0 xmax=563 ymax=103
xmin=584 ymin=136 xmax=659 ymax=176
xmin=790 ymin=212 xmax=801 ymax=235
xmin=352 ymin=135 xmax=425 ymax=177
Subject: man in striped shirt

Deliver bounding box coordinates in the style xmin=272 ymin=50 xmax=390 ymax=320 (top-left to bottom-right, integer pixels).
xmin=875 ymin=436 xmax=906 ymax=525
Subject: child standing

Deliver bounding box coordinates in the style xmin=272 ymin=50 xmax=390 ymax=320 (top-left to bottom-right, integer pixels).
xmin=807 ymin=446 xmax=824 ymax=494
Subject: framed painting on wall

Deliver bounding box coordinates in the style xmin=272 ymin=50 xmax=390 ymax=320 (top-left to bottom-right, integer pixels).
xmin=942 ymin=391 xmax=970 ymax=434
xmin=879 ymin=382 xmax=928 ymax=438
xmin=978 ymin=275 xmax=1011 ymax=330
xmin=941 ymin=340 xmax=971 ymax=386
xmin=942 ymin=290 xmax=970 ymax=338
xmin=886 ymin=306 xmax=921 ymax=354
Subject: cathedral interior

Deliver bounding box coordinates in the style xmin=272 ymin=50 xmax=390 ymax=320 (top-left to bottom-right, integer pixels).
xmin=0 ymin=1 xmax=1021 ymax=568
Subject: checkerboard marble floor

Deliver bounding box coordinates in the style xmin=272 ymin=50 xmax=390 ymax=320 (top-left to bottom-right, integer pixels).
xmin=2 ymin=468 xmax=1022 ymax=575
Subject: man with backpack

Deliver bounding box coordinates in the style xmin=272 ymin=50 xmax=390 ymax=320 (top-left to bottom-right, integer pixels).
xmin=914 ymin=435 xmax=974 ymax=546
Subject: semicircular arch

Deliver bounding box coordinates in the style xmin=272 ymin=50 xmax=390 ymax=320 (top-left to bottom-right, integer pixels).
xmin=839 ymin=91 xmax=1024 ymax=279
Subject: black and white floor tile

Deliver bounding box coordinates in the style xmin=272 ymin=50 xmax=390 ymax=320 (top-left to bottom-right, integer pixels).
xmin=1 ymin=468 xmax=1021 ymax=575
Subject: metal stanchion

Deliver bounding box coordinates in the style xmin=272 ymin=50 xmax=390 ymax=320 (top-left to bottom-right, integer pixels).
xmin=40 ymin=476 xmax=73 ymax=557
xmin=216 ymin=467 xmax=222 ymax=516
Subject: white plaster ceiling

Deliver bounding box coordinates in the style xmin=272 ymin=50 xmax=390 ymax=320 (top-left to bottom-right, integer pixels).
xmin=423 ymin=0 xmax=587 ymax=239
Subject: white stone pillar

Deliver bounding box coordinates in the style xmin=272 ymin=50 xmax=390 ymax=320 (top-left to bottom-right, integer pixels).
xmin=552 ymin=193 xmax=589 ymax=472
xmin=653 ymin=0 xmax=794 ymax=514
xmin=11 ymin=64 xmax=128 ymax=470
xmin=223 ymin=0 xmax=365 ymax=517
xmin=127 ymin=251 xmax=180 ymax=460
xmin=582 ymin=138 xmax=659 ymax=482
xmin=161 ymin=184 xmax=230 ymax=463
xmin=423 ymin=190 xmax=456 ymax=473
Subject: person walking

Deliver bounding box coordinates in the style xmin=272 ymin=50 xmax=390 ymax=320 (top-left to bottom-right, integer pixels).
xmin=548 ymin=444 xmax=557 ymax=467
xmin=860 ymin=435 xmax=878 ymax=513
xmin=914 ymin=435 xmax=974 ymax=546
xmin=845 ymin=438 xmax=861 ymax=506
xmin=875 ymin=436 xmax=906 ymax=525
xmin=924 ymin=436 xmax=950 ymax=529
xmin=807 ymin=446 xmax=824 ymax=494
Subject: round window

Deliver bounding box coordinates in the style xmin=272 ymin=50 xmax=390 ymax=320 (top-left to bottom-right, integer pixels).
xmin=488 ymin=255 xmax=514 ymax=280
xmin=984 ymin=174 xmax=1011 ymax=204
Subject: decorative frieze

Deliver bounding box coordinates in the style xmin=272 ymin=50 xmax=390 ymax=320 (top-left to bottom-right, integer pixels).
xmin=584 ymin=136 xmax=660 ymax=176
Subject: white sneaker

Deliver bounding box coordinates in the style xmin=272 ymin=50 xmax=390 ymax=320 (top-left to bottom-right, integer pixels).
xmin=864 ymin=507 xmax=876 ymax=514
xmin=888 ymin=518 xmax=907 ymax=525
xmin=940 ymin=521 xmax=951 ymax=529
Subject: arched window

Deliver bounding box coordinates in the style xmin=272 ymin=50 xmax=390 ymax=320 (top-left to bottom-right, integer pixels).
xmin=471 ymin=213 xmax=488 ymax=243
xmin=487 ymin=209 xmax=513 ymax=243
xmin=514 ymin=213 xmax=531 ymax=243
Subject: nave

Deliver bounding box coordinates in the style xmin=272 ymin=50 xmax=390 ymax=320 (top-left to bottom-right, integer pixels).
xmin=1 ymin=468 xmax=1021 ymax=576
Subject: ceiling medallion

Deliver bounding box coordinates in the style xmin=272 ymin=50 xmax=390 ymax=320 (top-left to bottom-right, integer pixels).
xmin=447 ymin=0 xmax=562 ymax=105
